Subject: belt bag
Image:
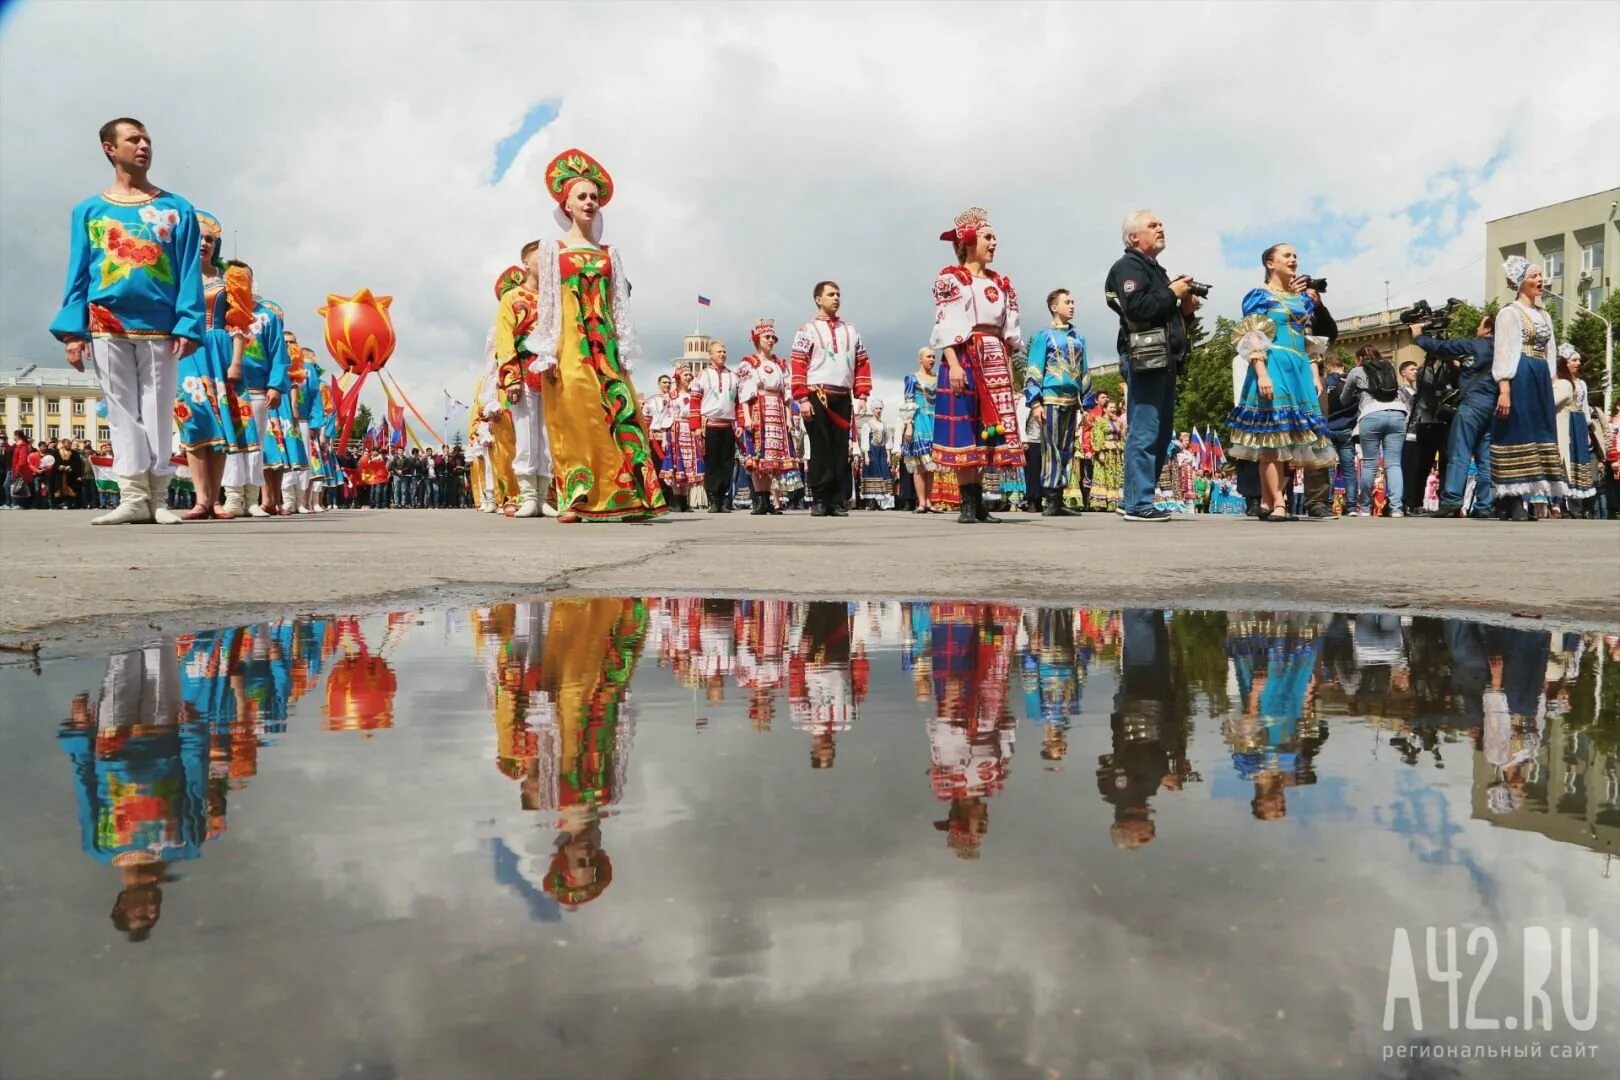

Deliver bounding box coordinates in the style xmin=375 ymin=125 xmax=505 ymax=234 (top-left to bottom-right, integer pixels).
xmin=1126 ymin=327 xmax=1171 ymax=373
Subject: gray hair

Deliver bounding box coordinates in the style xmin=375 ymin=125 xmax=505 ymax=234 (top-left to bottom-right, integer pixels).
xmin=1121 ymin=209 xmax=1157 ymax=246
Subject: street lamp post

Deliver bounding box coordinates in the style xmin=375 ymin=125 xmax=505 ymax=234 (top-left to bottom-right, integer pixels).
xmin=1544 ymin=292 xmax=1615 ymax=417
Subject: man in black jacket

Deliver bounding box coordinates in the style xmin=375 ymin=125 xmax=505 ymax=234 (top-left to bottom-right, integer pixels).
xmin=1298 ymin=294 xmax=1339 ymax=517
xmin=1105 ymin=210 xmax=1199 ymax=522
xmin=1411 ymin=314 xmax=1496 ymax=518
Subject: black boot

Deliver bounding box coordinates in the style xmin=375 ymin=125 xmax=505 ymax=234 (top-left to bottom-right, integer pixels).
xmin=973 ymin=484 xmax=1003 ymax=523
xmin=810 ymin=498 xmax=829 ymax=517
xmin=751 ymin=490 xmax=769 ymax=515
xmin=956 ymin=487 xmax=977 ymax=524
xmin=1042 ymin=488 xmax=1070 ymax=517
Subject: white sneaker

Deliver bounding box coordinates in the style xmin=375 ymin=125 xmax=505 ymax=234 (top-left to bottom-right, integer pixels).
xmin=1390 ymin=509 xmax=1405 ymax=518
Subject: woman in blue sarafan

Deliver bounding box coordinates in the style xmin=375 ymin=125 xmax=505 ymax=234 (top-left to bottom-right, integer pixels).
xmin=1489 ymin=256 xmax=1566 ymax=520
xmin=174 ymin=212 xmax=260 ymax=519
xmin=1227 ymin=243 xmax=1334 ymax=520
xmin=258 ymin=313 xmax=310 ymax=515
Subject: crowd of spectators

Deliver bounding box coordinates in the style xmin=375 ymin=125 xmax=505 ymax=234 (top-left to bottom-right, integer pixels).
xmin=2 ymin=430 xmax=111 ymax=510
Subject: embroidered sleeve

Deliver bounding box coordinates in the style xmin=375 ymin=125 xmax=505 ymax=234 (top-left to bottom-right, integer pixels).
xmin=1000 ymin=275 xmax=1023 ymax=355
xmin=1023 ymin=329 xmax=1049 ymax=405
xmin=852 ymin=330 xmax=872 ymax=398
xmin=929 ymin=268 xmax=974 ymax=351
xmin=608 ymin=244 xmax=640 ymax=376
xmin=898 ymin=375 xmax=918 ymax=424
xmin=790 ymin=324 xmax=814 ymax=398
xmin=531 ymin=242 xmax=562 ymax=375
xmin=49 ymin=202 xmax=93 ymax=341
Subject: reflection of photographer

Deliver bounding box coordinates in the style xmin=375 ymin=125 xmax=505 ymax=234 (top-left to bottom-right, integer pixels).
xmin=1409 ymin=312 xmax=1496 ymax=518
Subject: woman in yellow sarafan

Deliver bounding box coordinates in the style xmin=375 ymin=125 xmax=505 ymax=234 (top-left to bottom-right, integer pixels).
xmin=528 ymin=149 xmax=667 ymax=522
xmin=469 ymin=321 xmax=519 ymax=513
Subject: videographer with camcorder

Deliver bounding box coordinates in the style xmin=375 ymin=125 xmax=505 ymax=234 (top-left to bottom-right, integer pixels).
xmin=1105 ymin=208 xmax=1203 ymax=523
xmin=1406 ymin=306 xmax=1496 ymax=518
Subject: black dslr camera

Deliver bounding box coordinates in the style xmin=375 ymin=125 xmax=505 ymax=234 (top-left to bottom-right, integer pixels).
xmin=1301 ymin=276 xmax=1327 ymax=293
xmin=1398 ymin=298 xmax=1464 ymax=339
xmin=1186 ymin=279 xmax=1212 ymax=299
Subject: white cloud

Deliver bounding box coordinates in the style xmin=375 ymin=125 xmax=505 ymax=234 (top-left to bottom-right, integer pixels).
xmin=3 ymin=0 xmax=1617 ymax=433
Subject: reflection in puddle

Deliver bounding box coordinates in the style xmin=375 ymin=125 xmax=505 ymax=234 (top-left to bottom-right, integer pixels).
xmin=6 ymin=599 xmax=1618 ymax=1077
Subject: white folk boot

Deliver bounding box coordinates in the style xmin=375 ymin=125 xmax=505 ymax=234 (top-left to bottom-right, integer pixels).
xmin=148 ymin=472 xmax=183 ymax=525
xmin=310 ymin=481 xmax=325 ymax=512
xmin=514 ymin=476 xmax=541 ymax=518
xmin=246 ymin=483 xmax=270 ymax=517
xmin=93 ymin=474 xmax=150 ymax=525
xmin=539 ymin=474 xmax=559 ymax=517
xmin=222 ymin=485 xmax=247 ymax=518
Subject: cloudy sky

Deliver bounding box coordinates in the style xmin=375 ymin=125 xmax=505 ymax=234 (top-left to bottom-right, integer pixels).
xmin=2 ymin=0 xmax=1617 ymax=432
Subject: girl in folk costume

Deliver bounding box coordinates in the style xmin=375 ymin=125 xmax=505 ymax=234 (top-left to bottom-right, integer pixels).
xmin=929 ymin=207 xmax=1025 ymax=524
xmin=471 ymin=324 xmax=520 ymax=514
xmin=859 ymin=401 xmax=895 ymax=510
xmin=1553 ymin=345 xmax=1597 ymax=516
xmin=528 ymin=149 xmax=666 ymax=522
xmin=1226 ymin=243 xmax=1335 ymax=520
xmin=899 ymin=347 xmax=939 ymax=512
xmin=663 ymin=366 xmax=703 ymax=511
xmin=301 ymin=348 xmax=336 ymax=513
xmin=175 ymin=212 xmax=259 ymax=520
xmin=284 ymin=342 xmax=319 ymax=513
xmin=493 ymin=253 xmax=558 ymax=518
xmin=1490 ymin=257 xmax=1566 ymax=521
xmin=737 ymin=317 xmax=795 ymax=515
xmin=260 ymin=324 xmax=311 ymax=516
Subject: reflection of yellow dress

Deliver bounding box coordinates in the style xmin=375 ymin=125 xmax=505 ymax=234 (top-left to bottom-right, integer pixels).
xmin=468 ymin=372 xmax=518 ymax=511
xmin=540 ymin=243 xmax=666 ymax=521
xmin=538 ymin=598 xmax=646 ymax=812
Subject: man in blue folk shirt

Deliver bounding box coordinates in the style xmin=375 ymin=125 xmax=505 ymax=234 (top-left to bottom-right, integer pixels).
xmin=1024 ymin=288 xmax=1088 ymax=517
xmin=1408 ymin=313 xmax=1496 ymax=518
xmin=50 ymin=118 xmax=204 ymax=525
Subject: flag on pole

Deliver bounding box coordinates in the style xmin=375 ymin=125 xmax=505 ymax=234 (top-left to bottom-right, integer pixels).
xmin=697 ymin=295 xmax=712 ymax=307
xmin=1210 ymin=429 xmax=1226 ymax=469
xmin=1189 ymin=429 xmax=1207 ymax=472
xmin=387 ymin=400 xmax=407 ymax=447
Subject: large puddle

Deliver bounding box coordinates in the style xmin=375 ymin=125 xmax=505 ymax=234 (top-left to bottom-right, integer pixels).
xmin=2 ymin=599 xmax=1616 ymax=1078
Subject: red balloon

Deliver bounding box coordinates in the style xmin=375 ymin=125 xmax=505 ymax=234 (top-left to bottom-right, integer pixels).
xmin=318 ymin=289 xmax=396 ymax=375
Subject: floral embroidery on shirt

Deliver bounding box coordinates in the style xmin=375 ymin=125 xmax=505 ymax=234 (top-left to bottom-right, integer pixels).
xmin=87 ymin=217 xmax=174 ymax=288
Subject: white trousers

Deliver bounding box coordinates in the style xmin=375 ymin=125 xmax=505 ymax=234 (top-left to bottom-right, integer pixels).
xmin=90 ymin=337 xmax=178 ymax=476
xmin=224 ymin=392 xmax=270 ymax=487
xmin=100 ymin=644 xmax=180 ymax=730
xmin=510 ymin=393 xmax=552 ymax=479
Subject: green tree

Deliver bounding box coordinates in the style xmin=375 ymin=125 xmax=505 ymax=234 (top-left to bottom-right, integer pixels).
xmin=351 ymin=403 xmax=374 ymax=450
xmin=1563 ymin=289 xmax=1619 ymax=400
xmin=1174 ymin=315 xmax=1238 ymax=438
xmin=1091 ymin=370 xmax=1123 ymax=402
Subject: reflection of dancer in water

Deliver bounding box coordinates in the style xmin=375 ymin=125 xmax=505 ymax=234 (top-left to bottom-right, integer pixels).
xmin=477 ymin=603 xmax=553 ymax=797
xmin=789 ymin=600 xmax=858 ymax=768
xmin=928 ymin=603 xmax=1018 ymax=858
xmin=735 ymin=599 xmax=790 ymax=732
xmin=1480 ymin=626 xmax=1551 ymax=814
xmin=1223 ymin=613 xmax=1327 ymax=822
xmin=1098 ymin=609 xmax=1194 ymax=848
xmin=59 ymin=643 xmax=207 ymax=940
xmin=1021 ymin=607 xmax=1082 ymax=765
xmin=526 ymin=598 xmax=647 ymax=908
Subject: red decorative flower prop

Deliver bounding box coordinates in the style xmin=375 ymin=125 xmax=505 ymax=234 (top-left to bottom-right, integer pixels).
xmin=318 ymin=289 xmax=396 ymax=375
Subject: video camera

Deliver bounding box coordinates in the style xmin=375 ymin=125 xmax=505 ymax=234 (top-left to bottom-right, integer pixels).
xmin=1398 ymin=297 xmax=1465 ymax=339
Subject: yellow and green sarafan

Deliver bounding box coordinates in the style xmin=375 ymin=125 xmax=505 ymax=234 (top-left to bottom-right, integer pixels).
xmin=545 ymin=245 xmax=667 ymax=521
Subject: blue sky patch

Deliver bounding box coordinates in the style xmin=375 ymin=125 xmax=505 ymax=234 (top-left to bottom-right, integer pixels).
xmin=491 ymin=99 xmax=562 ymax=184
xmin=1220 ymin=203 xmax=1372 ymax=270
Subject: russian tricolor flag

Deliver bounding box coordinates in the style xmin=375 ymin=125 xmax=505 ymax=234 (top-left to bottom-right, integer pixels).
xmin=697 ymin=295 xmax=712 ymax=307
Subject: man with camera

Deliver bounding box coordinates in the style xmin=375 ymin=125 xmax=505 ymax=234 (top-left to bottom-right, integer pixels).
xmin=1105 ymin=209 xmax=1201 ymax=522
xmin=1408 ymin=312 xmax=1496 ymax=518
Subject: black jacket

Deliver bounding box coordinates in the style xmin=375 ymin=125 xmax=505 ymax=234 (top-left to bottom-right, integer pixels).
xmin=1105 ymin=248 xmax=1189 ymax=372
xmin=1414 ymin=335 xmax=1496 ymax=408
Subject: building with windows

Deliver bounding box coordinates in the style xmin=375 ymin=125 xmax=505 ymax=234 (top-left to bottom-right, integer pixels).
xmin=669 ymin=333 xmax=713 ymax=384
xmin=1485 ymin=188 xmax=1619 ymax=315
xmin=1 ymin=364 xmax=108 ymax=444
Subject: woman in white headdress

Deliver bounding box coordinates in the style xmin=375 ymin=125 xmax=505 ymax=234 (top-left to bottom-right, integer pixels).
xmin=1489 ymin=256 xmax=1565 ymax=521
xmin=858 ymin=399 xmax=894 ymax=509
xmin=1552 ymin=343 xmax=1597 ymax=516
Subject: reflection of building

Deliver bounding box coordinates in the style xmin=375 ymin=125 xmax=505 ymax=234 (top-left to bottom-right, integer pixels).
xmin=1485 ymin=188 xmax=1618 ymax=312
xmin=1471 ymin=709 xmax=1619 ymax=858
xmin=1 ymin=364 xmax=108 ymax=443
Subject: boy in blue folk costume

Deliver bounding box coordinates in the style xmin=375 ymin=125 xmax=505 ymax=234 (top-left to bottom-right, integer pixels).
xmin=50 ymin=118 xmax=205 ymax=525
xmin=59 ymin=643 xmax=209 ymax=940
xmin=220 ymin=285 xmax=292 ymax=516
xmin=1023 ymin=288 xmax=1087 ymax=517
